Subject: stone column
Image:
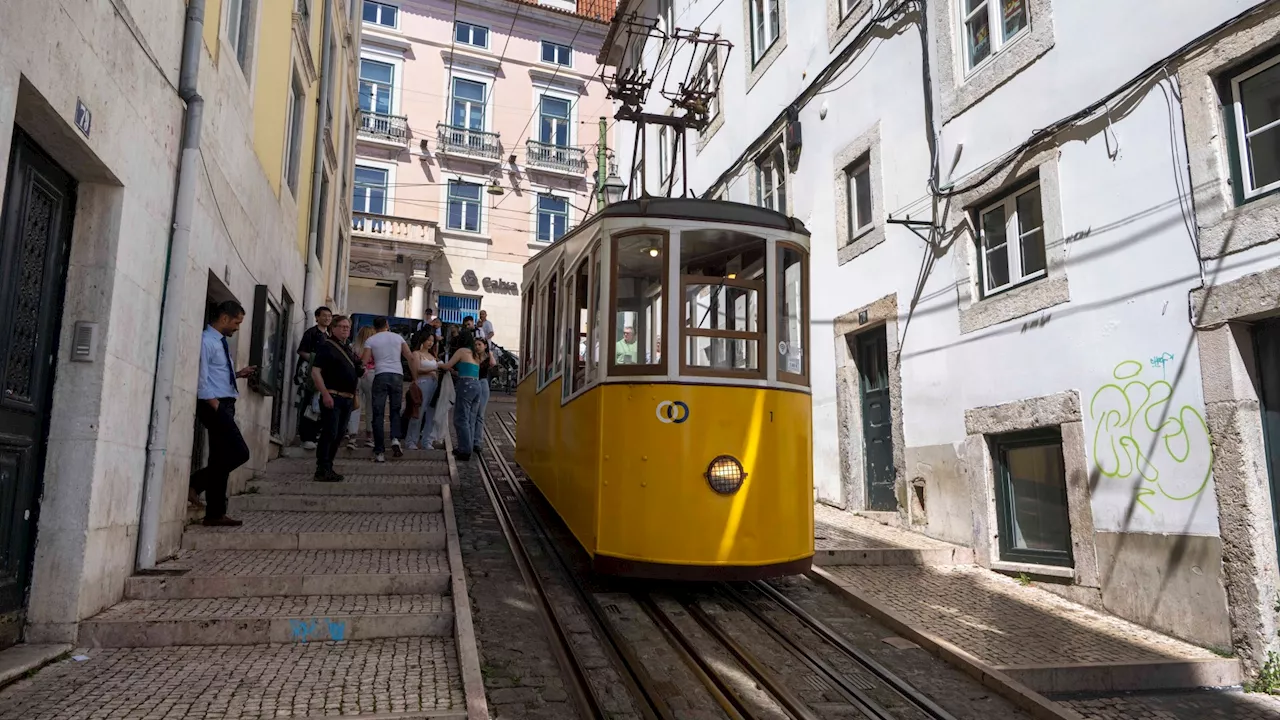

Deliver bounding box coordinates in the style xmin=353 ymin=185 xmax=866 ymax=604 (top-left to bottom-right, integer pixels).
xmin=408 ymin=259 xmax=429 ymax=320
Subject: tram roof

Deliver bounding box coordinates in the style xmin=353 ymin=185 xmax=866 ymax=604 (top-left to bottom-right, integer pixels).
xmin=590 ymin=197 xmax=810 ymax=236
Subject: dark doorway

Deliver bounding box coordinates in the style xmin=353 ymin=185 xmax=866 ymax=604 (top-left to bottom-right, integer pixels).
xmin=0 ymin=129 xmax=77 ymax=646
xmin=855 ymin=326 xmax=896 ymax=511
xmin=1254 ymin=320 xmax=1280 ymax=562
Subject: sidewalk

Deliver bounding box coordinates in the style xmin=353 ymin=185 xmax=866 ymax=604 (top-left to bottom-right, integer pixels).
xmin=0 ymin=444 xmax=486 ymax=719
xmin=811 ymin=507 xmax=1245 ymax=706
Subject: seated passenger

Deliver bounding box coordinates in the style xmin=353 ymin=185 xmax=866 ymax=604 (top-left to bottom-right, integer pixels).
xmin=616 ymin=325 xmax=639 ymax=364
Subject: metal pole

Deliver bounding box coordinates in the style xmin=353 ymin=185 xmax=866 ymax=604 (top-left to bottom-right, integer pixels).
xmin=596 ymin=116 xmax=607 ymax=210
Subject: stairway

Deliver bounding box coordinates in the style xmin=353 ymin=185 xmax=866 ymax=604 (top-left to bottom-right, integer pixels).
xmin=67 ymin=445 xmax=484 ymax=718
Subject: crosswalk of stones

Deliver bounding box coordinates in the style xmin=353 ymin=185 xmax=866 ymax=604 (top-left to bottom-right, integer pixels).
xmin=0 ymin=447 xmax=477 ymax=719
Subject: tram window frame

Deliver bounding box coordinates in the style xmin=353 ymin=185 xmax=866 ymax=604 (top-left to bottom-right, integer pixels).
xmin=776 ymin=241 xmax=810 ymax=385
xmin=679 ymin=233 xmax=767 ymax=380
xmin=540 ymin=268 xmax=561 ymax=388
xmin=608 ymin=229 xmax=669 ymax=377
xmin=521 ymin=273 xmax=537 ymax=379
xmin=567 ymin=256 xmax=593 ymax=397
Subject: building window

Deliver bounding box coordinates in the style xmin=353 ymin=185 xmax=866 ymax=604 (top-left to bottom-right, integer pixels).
xmin=657 ymin=0 xmax=675 ymax=31
xmin=977 ymin=179 xmax=1044 ymax=296
xmin=455 ymin=21 xmax=489 ymax=49
xmin=521 ymin=279 xmax=537 ymax=376
xmin=695 ymin=49 xmax=720 ymax=127
xmin=353 ymin=166 xmax=388 ymax=216
xmin=296 ymin=0 xmax=311 ymax=33
xmin=539 ymin=96 xmax=571 ymax=146
xmin=992 ymin=429 xmax=1073 ymax=567
xmin=315 ymin=173 xmax=330 ymax=258
xmin=839 ymin=0 xmax=861 ymax=18
xmin=846 ymin=154 xmax=872 ymax=236
xmin=755 ymin=147 xmax=786 ymax=213
xmin=658 ymin=126 xmax=670 ymax=193
xmin=284 ymin=72 xmax=306 ymax=195
xmin=537 ymin=194 xmax=569 ymax=243
xmin=359 ymin=58 xmax=395 ymax=115
xmin=226 ymin=0 xmax=256 ymax=73
xmin=447 ymin=180 xmax=482 ymax=233
xmin=541 ymin=41 xmax=573 ymax=66
xmin=1228 ymin=52 xmax=1280 ymax=202
xmin=748 ymin=0 xmax=781 ymax=65
xmin=451 ymin=77 xmax=487 ymax=130
xmin=567 ymin=258 xmax=592 ymax=395
xmin=362 ymin=0 xmax=398 ymax=28
xmin=961 ymin=0 xmax=1029 ymax=74
xmin=541 ymin=273 xmax=560 ymax=383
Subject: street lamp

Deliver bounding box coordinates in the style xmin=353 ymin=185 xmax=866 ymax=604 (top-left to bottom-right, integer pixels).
xmin=602 ymin=168 xmax=626 ymax=207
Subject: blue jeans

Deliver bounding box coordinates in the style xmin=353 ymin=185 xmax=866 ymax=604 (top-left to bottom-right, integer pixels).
xmin=406 ymin=375 xmax=439 ymax=447
xmin=453 ymin=376 xmax=482 ymax=456
xmin=471 ymin=379 xmax=491 ymax=451
xmin=371 ymin=372 xmax=403 ymax=454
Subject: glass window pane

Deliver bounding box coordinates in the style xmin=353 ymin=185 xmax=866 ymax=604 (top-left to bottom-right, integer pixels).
xmin=686 ymin=337 xmax=759 ymax=371
xmin=1021 ymin=230 xmax=1046 ymax=276
xmin=542 ymin=96 xmax=570 ymax=118
xmin=981 ymin=205 xmax=1007 ymax=248
xmin=542 ymin=275 xmax=559 ymax=380
xmin=1239 ymin=59 xmax=1280 ymax=136
xmin=685 ymin=285 xmax=759 ymax=332
xmin=1247 ymin=126 xmax=1280 ymax=190
xmin=966 ymin=13 xmax=991 ymax=68
xmin=1016 ymin=187 xmax=1043 ymax=236
xmin=570 ymin=262 xmax=590 ymax=392
xmin=455 ymin=23 xmax=468 ymax=43
xmin=985 ymin=245 xmax=1010 ymax=291
xmin=454 ymin=183 xmax=481 ymax=201
xmin=363 ymin=1 xmax=378 ymax=23
xmin=1017 ymin=188 xmax=1046 ymax=276
xmin=1003 ymin=442 xmax=1072 ymax=554
xmin=383 ymin=6 xmax=397 ymax=26
xmin=778 ymin=246 xmax=805 ymax=378
xmin=475 ymin=26 xmax=488 ymax=47
xmin=1001 ymin=0 xmax=1027 ymax=40
xmin=768 ymin=0 xmax=780 ymax=44
xmin=542 ymin=42 xmax=555 ymax=63
xmin=592 ymin=252 xmax=602 ymax=368
xmin=853 ymin=163 xmax=872 ymax=230
xmin=455 ymin=78 xmax=485 ymax=101
xmin=613 ymin=234 xmax=665 ymax=368
xmin=360 ymin=59 xmax=394 ymax=85
xmin=537 ymin=212 xmax=551 ymax=243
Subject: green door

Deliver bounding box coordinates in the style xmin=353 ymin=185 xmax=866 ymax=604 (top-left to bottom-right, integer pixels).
xmin=1254 ymin=320 xmax=1280 ymax=559
xmin=857 ymin=326 xmax=896 ymax=511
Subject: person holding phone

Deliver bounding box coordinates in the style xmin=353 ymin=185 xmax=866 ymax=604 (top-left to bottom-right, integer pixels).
xmin=190 ymin=300 xmax=257 ymax=526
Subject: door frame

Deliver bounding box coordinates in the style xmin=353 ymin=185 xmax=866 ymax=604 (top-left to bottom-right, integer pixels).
xmin=0 ymin=127 xmax=78 ymax=630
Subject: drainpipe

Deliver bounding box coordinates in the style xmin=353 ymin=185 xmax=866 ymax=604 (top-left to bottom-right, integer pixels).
xmin=303 ymin=0 xmax=336 ymax=314
xmin=137 ymin=0 xmax=206 ymax=570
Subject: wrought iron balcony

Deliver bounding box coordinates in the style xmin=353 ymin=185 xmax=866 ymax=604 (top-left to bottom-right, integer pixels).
xmin=358 ymin=110 xmax=410 ymax=146
xmin=351 ymin=212 xmax=433 ymax=244
xmin=525 ymin=139 xmax=587 ymax=175
xmin=436 ymin=123 xmax=502 ymax=162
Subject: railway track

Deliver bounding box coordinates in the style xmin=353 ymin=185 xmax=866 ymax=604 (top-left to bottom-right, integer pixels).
xmin=477 ymin=410 xmax=960 ymax=720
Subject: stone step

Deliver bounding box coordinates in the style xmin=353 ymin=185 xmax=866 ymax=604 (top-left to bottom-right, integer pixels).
xmin=126 ymin=549 xmax=450 ymax=600
xmin=278 ymin=445 xmax=448 ymax=461
xmin=182 ymin=511 xmax=445 ymax=551
xmin=262 ymin=458 xmax=449 ymax=477
xmin=247 ymin=478 xmax=447 ymax=496
xmin=79 ymin=594 xmax=453 ymax=647
xmin=229 ymin=494 xmax=443 ymax=514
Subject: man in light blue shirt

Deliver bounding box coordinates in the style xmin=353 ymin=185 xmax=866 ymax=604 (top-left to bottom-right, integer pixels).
xmin=190 ymin=300 xmax=256 ymax=526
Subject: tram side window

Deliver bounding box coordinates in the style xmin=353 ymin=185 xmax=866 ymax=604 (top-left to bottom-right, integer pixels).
xmin=541 ymin=272 xmax=559 ymax=383
xmin=521 ymin=279 xmax=536 ymax=377
xmin=569 ymin=259 xmax=591 ymax=394
xmin=777 ymin=243 xmax=808 ymax=383
xmin=611 ymin=232 xmax=666 ymax=373
xmin=591 ymin=248 xmax=602 ymax=370
xmin=680 ymin=231 xmax=766 ymax=377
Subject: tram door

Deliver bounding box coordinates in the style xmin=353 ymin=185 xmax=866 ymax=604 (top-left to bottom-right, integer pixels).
xmin=857 ymin=326 xmax=896 ymax=511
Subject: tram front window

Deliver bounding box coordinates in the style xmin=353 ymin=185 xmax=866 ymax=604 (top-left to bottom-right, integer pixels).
xmin=610 ymin=232 xmax=666 ymax=373
xmin=680 ymin=231 xmax=766 ymax=377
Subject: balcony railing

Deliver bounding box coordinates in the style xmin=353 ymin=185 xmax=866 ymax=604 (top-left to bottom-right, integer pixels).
xmin=526 ymin=139 xmax=587 ymax=175
xmin=351 ymin=212 xmax=433 ymax=244
xmin=358 ymin=110 xmax=410 ymax=146
xmin=437 ymin=123 xmax=501 ymax=162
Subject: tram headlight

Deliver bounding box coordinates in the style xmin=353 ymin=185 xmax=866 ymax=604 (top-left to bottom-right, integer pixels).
xmin=705 ymin=455 xmax=746 ymax=494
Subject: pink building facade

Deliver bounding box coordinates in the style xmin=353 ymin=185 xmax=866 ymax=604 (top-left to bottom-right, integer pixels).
xmin=349 ymin=0 xmax=615 ymax=353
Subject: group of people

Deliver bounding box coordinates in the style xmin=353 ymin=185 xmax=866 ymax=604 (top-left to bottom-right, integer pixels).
xmin=187 ymin=302 xmax=499 ymax=525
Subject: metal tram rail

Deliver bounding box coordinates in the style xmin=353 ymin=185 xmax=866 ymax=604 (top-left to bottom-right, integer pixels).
xmin=487 ymin=411 xmax=960 ymax=720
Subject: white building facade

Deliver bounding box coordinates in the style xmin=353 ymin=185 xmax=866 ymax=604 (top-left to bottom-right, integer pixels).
xmin=607 ymin=0 xmax=1280 ymax=673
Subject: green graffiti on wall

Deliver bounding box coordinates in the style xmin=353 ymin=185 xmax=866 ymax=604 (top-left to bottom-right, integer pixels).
xmin=1090 ymin=360 xmax=1213 ymax=514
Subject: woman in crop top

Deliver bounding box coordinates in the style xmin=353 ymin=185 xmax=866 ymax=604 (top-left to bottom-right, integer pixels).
xmin=441 ymin=330 xmax=482 ymax=460
xmin=469 ymin=337 xmax=498 ymax=456
xmin=405 ymin=333 xmax=441 ymax=450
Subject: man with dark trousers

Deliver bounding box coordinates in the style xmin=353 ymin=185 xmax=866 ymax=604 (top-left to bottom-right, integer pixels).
xmin=191 ymin=300 xmax=256 ymax=526
xmin=311 ymin=315 xmax=363 ymax=482
xmin=296 ymin=306 xmax=332 ymax=450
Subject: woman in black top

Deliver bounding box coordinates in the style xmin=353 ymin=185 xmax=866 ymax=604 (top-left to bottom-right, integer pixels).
xmin=310 ymin=316 xmax=363 ymax=482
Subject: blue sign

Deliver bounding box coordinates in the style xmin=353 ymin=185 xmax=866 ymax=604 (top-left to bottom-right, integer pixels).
xmin=74 ymin=99 xmax=91 ymax=138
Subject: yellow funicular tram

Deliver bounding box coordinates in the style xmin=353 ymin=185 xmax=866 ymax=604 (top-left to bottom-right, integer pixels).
xmin=515 ymin=196 xmax=813 ymax=579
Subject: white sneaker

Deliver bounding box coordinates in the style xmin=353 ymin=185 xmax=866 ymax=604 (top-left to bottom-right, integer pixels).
xmin=406 ymin=443 xmax=419 ymax=451
xmin=302 ymin=441 xmax=317 ymax=450
xmin=375 ymin=453 xmax=386 ymax=463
